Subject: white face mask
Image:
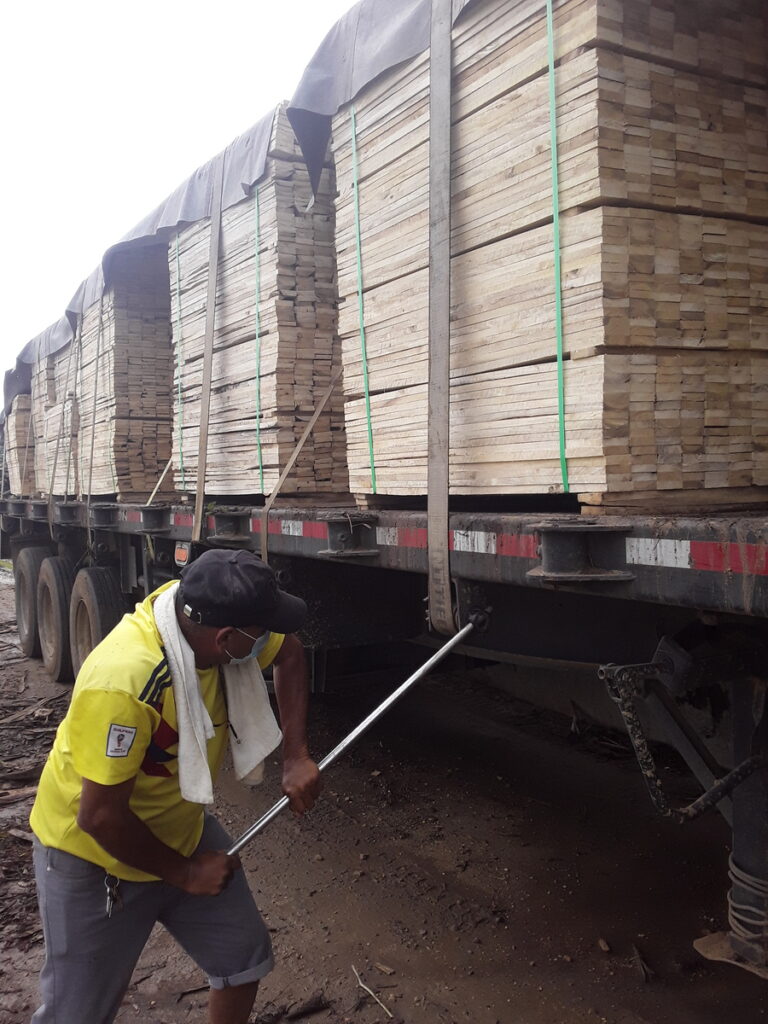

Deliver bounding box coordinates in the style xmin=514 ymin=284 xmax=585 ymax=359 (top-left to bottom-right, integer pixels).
xmin=225 ymin=628 xmax=271 ymax=664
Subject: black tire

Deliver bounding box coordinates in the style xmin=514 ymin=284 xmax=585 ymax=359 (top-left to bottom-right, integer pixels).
xmin=37 ymin=556 xmax=77 ymax=683
xmin=14 ymin=546 xmax=52 ymax=658
xmin=69 ymin=567 xmax=127 ymax=677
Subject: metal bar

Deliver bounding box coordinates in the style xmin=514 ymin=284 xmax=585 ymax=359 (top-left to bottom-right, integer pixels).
xmin=193 ymin=155 xmax=226 ymax=543
xmin=227 ymin=620 xmax=475 ymax=855
xmin=427 ymin=0 xmax=455 ymax=636
xmin=679 ymin=756 xmax=762 ymax=822
xmin=645 ymin=680 xmax=733 ymax=825
xmin=146 ymin=457 xmax=173 ymax=507
xmin=607 ymin=670 xmax=762 ymax=824
xmin=260 ymin=367 xmax=342 ymax=563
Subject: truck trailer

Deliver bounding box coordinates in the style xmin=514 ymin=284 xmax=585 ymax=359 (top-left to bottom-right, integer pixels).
xmin=2 ymin=0 xmax=767 ymax=981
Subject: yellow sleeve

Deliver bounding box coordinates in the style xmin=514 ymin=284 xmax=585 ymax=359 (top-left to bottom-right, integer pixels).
xmin=68 ymin=688 xmax=155 ymax=785
xmin=257 ymin=631 xmax=285 ymax=670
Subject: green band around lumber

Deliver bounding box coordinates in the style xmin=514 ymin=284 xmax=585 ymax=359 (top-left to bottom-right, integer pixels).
xmin=546 ymin=0 xmax=570 ymax=493
xmin=253 ymin=186 xmax=265 ymax=494
xmin=174 ymin=233 xmax=187 ymax=491
xmin=350 ymin=106 xmax=377 ymax=494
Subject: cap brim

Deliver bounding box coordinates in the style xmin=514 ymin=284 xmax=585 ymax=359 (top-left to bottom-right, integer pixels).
xmin=260 ymin=589 xmax=308 ymax=634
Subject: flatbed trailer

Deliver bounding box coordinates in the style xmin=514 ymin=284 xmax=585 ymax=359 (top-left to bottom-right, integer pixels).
xmin=2 ymin=493 xmax=768 ymax=977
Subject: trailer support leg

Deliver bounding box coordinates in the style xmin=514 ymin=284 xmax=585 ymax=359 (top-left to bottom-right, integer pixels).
xmin=694 ymin=676 xmax=768 ymax=978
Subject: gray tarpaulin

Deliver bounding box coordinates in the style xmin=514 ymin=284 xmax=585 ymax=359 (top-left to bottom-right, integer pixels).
xmin=3 ymin=107 xmax=278 ymax=415
xmin=288 ymin=0 xmax=476 ymax=192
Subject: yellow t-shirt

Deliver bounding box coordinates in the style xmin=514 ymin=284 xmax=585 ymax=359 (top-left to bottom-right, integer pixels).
xmin=30 ymin=581 xmax=284 ymax=881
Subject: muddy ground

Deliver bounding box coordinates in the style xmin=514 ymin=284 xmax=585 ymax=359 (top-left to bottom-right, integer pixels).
xmin=1 ymin=570 xmax=767 ymax=1024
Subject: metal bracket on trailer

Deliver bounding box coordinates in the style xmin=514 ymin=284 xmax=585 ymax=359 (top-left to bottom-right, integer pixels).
xmin=206 ymin=510 xmax=253 ymax=548
xmin=527 ymin=520 xmax=634 ymax=583
xmin=317 ymin=514 xmax=379 ymax=559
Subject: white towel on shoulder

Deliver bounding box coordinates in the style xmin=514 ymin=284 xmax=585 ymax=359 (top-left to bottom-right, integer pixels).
xmin=154 ymin=581 xmax=282 ymax=805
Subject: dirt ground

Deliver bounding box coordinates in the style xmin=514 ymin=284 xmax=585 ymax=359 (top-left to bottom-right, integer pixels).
xmin=1 ymin=569 xmax=768 ymax=1024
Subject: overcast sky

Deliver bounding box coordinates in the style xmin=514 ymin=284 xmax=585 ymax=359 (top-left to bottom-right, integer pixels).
xmin=0 ymin=0 xmax=356 ymax=375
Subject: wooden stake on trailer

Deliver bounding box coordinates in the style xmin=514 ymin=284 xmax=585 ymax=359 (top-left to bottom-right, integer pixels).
xmin=193 ymin=155 xmax=226 ymax=543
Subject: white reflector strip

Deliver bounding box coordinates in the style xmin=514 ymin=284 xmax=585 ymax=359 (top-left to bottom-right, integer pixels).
xmin=453 ymin=530 xmax=497 ymax=555
xmin=626 ymin=538 xmax=691 ymax=569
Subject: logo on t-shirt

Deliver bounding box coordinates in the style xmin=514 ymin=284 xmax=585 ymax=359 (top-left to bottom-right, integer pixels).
xmin=106 ymin=723 xmax=137 ymax=758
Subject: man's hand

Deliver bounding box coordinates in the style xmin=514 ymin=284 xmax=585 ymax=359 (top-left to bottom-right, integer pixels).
xmin=282 ymin=755 xmax=322 ymax=815
xmin=182 ymin=850 xmax=241 ymax=895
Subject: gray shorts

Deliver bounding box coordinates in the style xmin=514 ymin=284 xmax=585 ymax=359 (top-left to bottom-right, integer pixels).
xmin=32 ymin=815 xmax=273 ymax=1024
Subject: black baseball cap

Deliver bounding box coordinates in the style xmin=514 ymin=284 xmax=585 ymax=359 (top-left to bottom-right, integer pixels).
xmin=179 ymin=549 xmax=307 ymax=632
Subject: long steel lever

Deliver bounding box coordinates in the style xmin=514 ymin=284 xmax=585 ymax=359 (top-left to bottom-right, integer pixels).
xmin=227 ymin=620 xmax=475 ymax=855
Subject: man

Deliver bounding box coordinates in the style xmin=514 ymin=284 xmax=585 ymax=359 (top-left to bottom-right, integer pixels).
xmin=29 ymin=549 xmax=321 ymax=1024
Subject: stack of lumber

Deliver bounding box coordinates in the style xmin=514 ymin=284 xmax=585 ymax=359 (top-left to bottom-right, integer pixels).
xmin=30 ymin=344 xmax=79 ymax=497
xmin=332 ymin=0 xmax=768 ymax=504
xmin=169 ymin=105 xmax=348 ymax=497
xmin=4 ymin=396 xmax=37 ymax=496
xmin=76 ymin=246 xmax=174 ymax=500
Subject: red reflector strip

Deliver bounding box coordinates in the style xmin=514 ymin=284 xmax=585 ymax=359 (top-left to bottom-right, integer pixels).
xmin=399 ymin=527 xmax=429 ymax=548
xmin=498 ymin=533 xmax=538 ymax=558
xmin=691 ymin=541 xmax=768 ymax=576
xmin=303 ymin=521 xmax=329 ymax=540
xmin=125 ymin=509 xmax=141 ymax=523
xmin=172 ymin=513 xmax=193 ymax=528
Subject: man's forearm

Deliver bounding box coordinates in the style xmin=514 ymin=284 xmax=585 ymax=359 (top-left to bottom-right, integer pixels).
xmin=273 ymin=635 xmax=311 ymax=760
xmin=81 ymin=804 xmax=191 ymax=886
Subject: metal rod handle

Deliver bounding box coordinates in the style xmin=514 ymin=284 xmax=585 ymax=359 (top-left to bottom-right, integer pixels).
xmin=227 ymin=621 xmax=475 ymax=855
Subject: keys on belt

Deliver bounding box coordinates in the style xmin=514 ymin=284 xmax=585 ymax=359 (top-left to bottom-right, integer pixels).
xmin=104 ymin=874 xmax=123 ymax=918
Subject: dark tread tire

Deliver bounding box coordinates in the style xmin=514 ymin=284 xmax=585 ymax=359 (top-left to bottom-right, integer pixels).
xmin=14 ymin=546 xmax=52 ymax=658
xmin=69 ymin=567 xmax=127 ymax=677
xmin=37 ymin=556 xmax=77 ymax=683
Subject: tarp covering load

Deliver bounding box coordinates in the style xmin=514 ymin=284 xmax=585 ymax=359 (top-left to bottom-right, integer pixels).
xmin=289 ymin=0 xmax=768 ymax=506
xmin=169 ymin=105 xmax=348 ymax=498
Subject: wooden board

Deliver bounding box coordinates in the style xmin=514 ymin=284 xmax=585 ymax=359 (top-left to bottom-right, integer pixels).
xmin=30 ymin=344 xmax=79 ymax=497
xmin=75 ymin=245 xmax=175 ymax=501
xmin=333 ymin=46 xmax=768 ymax=293
xmin=330 ymin=0 xmax=768 ymax=504
xmin=5 ymin=396 xmax=36 ymax=497
xmin=345 ymin=351 xmax=768 ymax=496
xmin=338 ymin=208 xmax=768 ymax=398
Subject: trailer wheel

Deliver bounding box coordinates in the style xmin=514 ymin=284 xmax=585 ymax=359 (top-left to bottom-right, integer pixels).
xmin=69 ymin=567 xmax=126 ymax=676
xmin=37 ymin=556 xmax=77 ymax=683
xmin=14 ymin=546 xmax=52 ymax=658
